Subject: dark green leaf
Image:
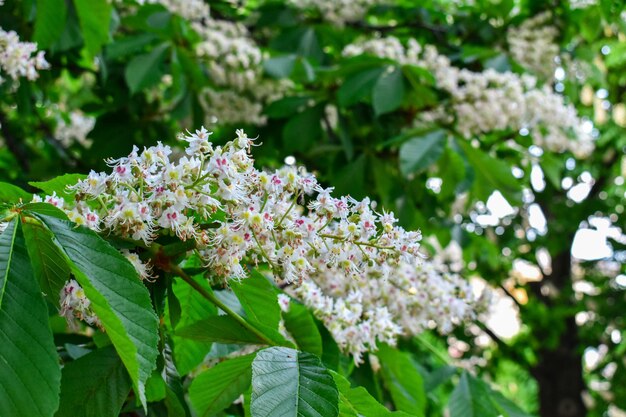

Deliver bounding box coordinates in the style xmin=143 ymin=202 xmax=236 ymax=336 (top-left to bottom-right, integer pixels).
xmin=251 ymin=347 xmax=339 ymax=417
xmin=399 ymin=130 xmax=447 ymax=176
xmin=231 ymin=271 xmax=280 ymax=332
xmin=176 ymin=315 xmax=268 ymax=345
xmin=338 ymin=67 xmax=385 ymax=107
xmin=282 ymin=105 xmax=322 ymax=153
xmin=448 ymin=372 xmax=503 ymax=417
xmin=33 ymin=213 xmax=158 ymax=409
xmin=125 ymin=43 xmax=170 ymax=94
xmin=0 ymin=220 xmax=61 ymax=417
xmin=189 ymin=354 xmax=255 ymax=417
xmin=55 ymin=346 xmax=132 ymax=417
xmin=372 ymin=67 xmax=405 ymax=116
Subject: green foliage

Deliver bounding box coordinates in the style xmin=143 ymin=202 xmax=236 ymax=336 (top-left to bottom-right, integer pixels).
xmin=55 ymin=346 xmax=132 ymax=417
xmin=0 ymin=220 xmax=61 ymax=417
xmin=251 ymin=347 xmax=339 ymax=417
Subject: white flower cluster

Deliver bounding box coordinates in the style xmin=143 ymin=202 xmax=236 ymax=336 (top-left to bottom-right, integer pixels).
xmin=59 ymin=279 xmax=102 ymax=329
xmin=342 ymin=36 xmax=594 ymax=158
xmin=54 ymin=110 xmax=96 ymax=148
xmin=287 ymin=0 xmax=387 ymax=25
xmin=0 ymin=27 xmax=49 ymax=84
xmin=128 ymin=0 xmax=210 ymax=20
xmin=42 ymin=127 xmax=483 ymax=358
xmin=289 ymin=257 xmax=480 ymax=363
xmin=506 ymin=12 xmax=559 ymax=79
xmin=193 ymin=18 xmax=291 ymax=125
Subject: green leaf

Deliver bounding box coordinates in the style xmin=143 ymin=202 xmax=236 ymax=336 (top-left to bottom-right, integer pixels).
xmin=0 ymin=182 xmax=31 ymax=203
xmin=105 ymin=33 xmax=159 ymax=60
xmin=176 ymin=314 xmax=269 ymax=345
xmin=456 ymin=140 xmax=522 ymax=202
xmin=283 ymin=301 xmax=323 ymax=357
xmin=437 ymin=146 xmax=466 ymax=200
xmin=264 ymin=55 xmax=297 ymax=78
xmin=0 ymin=220 xmax=61 ymax=417
xmin=34 ymin=0 xmax=67 ymax=49
xmin=189 ymin=354 xmax=255 ymax=417
xmin=55 ymin=346 xmax=132 ymax=417
xmin=251 ymin=347 xmax=339 ymax=417
xmin=338 ymin=67 xmax=385 ymax=107
xmin=377 ymin=345 xmax=426 ymax=416
xmin=125 ymin=43 xmax=169 ymax=94
xmin=33 ymin=213 xmax=158 ymax=409
xmin=22 ymin=220 xmax=70 ymax=307
xmin=282 ymin=105 xmax=322 ymax=153
xmin=231 ymin=271 xmax=280 ymax=332
xmin=372 ymin=67 xmax=405 ymax=116
xmin=73 ymin=0 xmax=112 ymax=57
xmin=448 ymin=372 xmax=503 ymax=417
xmin=399 ymin=130 xmax=446 ymax=176
xmin=29 ymin=173 xmax=87 ymax=202
xmin=331 ymin=371 xmax=407 ymax=417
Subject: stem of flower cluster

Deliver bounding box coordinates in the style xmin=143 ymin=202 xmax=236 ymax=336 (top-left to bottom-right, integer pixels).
xmin=169 ymin=263 xmax=275 ymax=346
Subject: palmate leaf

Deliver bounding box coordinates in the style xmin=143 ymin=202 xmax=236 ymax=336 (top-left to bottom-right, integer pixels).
xmin=189 ymin=353 xmax=255 ymax=417
xmin=55 ymin=346 xmax=132 ymax=417
xmin=29 ymin=210 xmax=158 ymax=409
xmin=377 ymin=345 xmax=426 ymax=416
xmin=0 ymin=220 xmax=61 ymax=417
xmin=251 ymin=347 xmax=339 ymax=417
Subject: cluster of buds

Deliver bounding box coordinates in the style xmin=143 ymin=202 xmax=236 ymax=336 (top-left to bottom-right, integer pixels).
xmin=0 ymin=27 xmax=49 ymax=84
xmin=287 ymin=0 xmax=388 ymax=26
xmin=507 ymin=12 xmax=560 ymax=79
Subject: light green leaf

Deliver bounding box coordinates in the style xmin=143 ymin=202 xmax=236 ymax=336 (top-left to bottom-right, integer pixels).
xmin=73 ymin=0 xmax=112 ymax=57
xmin=33 ymin=212 xmax=158 ymax=409
xmin=189 ymin=354 xmax=255 ymax=417
xmin=125 ymin=43 xmax=169 ymax=94
xmin=331 ymin=371 xmax=409 ymax=417
xmin=283 ymin=301 xmax=323 ymax=357
xmin=399 ymin=130 xmax=447 ymax=176
xmin=34 ymin=0 xmax=67 ymax=49
xmin=22 ymin=221 xmax=70 ymax=307
xmin=456 ymin=140 xmax=522 ymax=202
xmin=231 ymin=271 xmax=280 ymax=333
xmin=55 ymin=346 xmax=132 ymax=417
xmin=0 ymin=220 xmax=61 ymax=417
xmin=373 ymin=67 xmax=405 ymax=116
xmin=251 ymin=347 xmax=339 ymax=417
xmin=0 ymin=182 xmax=31 ymax=203
xmin=264 ymin=55 xmax=297 ymax=78
xmin=29 ymin=173 xmax=87 ymax=202
xmin=377 ymin=345 xmax=426 ymax=416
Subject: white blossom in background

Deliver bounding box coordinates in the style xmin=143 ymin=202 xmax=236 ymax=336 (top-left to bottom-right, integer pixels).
xmin=287 ymin=0 xmax=387 ymax=25
xmin=506 ymin=12 xmax=559 ymax=79
xmin=192 ymin=18 xmax=292 ymax=125
xmin=39 ymin=127 xmax=484 ymax=360
xmin=343 ymin=36 xmax=594 ymax=158
xmin=123 ymin=0 xmax=210 ymax=20
xmin=54 ymin=110 xmax=96 ymax=148
xmin=0 ymin=27 xmax=49 ymax=83
xmin=59 ymin=280 xmax=102 ymax=329
xmin=569 ymin=0 xmax=597 ymax=9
